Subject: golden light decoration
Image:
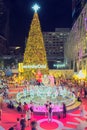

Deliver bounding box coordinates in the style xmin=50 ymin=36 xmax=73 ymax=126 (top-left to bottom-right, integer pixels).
xmin=23 ymin=11 xmax=49 ymax=79
xmin=73 ymin=70 xmax=86 ymax=80
xmin=77 ymin=70 xmax=86 ymax=79
xmin=18 ymin=63 xmax=24 ymax=73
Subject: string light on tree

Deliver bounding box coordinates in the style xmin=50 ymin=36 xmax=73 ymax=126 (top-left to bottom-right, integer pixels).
xmin=23 ymin=4 xmax=49 ymax=79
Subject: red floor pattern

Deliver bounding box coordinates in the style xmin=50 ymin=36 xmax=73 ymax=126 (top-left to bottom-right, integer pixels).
xmin=40 ymin=121 xmax=58 ymax=129
xmin=0 ymin=98 xmax=87 ymax=130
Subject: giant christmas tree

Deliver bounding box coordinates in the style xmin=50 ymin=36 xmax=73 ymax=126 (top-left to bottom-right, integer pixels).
xmin=23 ymin=4 xmax=49 ymax=79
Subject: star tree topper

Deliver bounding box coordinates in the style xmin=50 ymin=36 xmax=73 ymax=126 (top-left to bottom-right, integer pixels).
xmin=32 ymin=3 xmax=40 ymax=13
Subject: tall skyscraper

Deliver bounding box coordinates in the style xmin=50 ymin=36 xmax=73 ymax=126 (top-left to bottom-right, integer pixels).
xmin=0 ymin=0 xmax=7 ymax=35
xmin=0 ymin=0 xmax=8 ymax=55
xmin=65 ymin=3 xmax=87 ymax=71
xmin=43 ymin=28 xmax=70 ymax=69
xmin=0 ymin=0 xmax=10 ymax=51
xmin=0 ymin=35 xmax=7 ymax=55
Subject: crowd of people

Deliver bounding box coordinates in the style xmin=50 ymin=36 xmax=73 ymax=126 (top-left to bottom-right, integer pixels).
xmin=7 ymin=100 xmax=66 ymax=129
xmin=8 ymin=117 xmax=37 ymax=130
xmin=0 ymin=76 xmax=87 ymax=129
xmin=8 ymin=101 xmax=36 ymax=130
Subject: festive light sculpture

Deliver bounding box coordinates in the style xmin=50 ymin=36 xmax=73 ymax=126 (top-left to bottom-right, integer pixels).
xmin=23 ymin=4 xmax=49 ymax=79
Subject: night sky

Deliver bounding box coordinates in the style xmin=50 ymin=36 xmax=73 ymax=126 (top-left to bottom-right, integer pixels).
xmin=5 ymin=0 xmax=72 ymax=47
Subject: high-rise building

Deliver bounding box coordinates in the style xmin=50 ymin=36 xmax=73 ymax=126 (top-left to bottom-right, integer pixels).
xmin=0 ymin=35 xmax=7 ymax=55
xmin=65 ymin=3 xmax=87 ymax=71
xmin=43 ymin=28 xmax=70 ymax=69
xmin=72 ymin=0 xmax=87 ymax=25
xmin=0 ymin=0 xmax=7 ymax=35
xmin=0 ymin=0 xmax=10 ymax=43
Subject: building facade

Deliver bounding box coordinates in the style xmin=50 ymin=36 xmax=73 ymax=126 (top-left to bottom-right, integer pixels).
xmin=43 ymin=28 xmax=70 ymax=69
xmin=72 ymin=0 xmax=87 ymax=25
xmin=0 ymin=0 xmax=7 ymax=35
xmin=0 ymin=0 xmax=10 ymax=45
xmin=0 ymin=35 xmax=7 ymax=55
xmin=65 ymin=3 xmax=87 ymax=72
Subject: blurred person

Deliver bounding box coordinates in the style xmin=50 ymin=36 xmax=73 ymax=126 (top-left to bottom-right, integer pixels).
xmin=81 ymin=88 xmax=85 ymax=98
xmin=26 ymin=108 xmax=31 ymax=127
xmin=23 ymin=102 xmax=28 ymax=112
xmin=31 ymin=121 xmax=37 ymax=130
xmin=84 ymin=87 xmax=87 ymax=98
xmin=0 ymin=108 xmax=2 ymax=121
xmin=79 ymin=103 xmax=84 ymax=117
xmin=57 ymin=103 xmax=62 ymax=119
xmin=0 ymin=119 xmax=5 ymax=130
xmin=62 ymin=103 xmax=67 ymax=118
xmin=77 ymin=90 xmax=81 ymax=102
xmin=45 ymin=101 xmax=49 ymax=117
xmin=20 ymin=115 xmax=26 ymax=130
xmin=14 ymin=118 xmax=21 ymax=130
xmin=17 ymin=102 xmax=22 ymax=112
xmin=30 ymin=101 xmax=34 ymax=117
xmin=0 ymin=95 xmax=3 ymax=109
xmin=7 ymin=100 xmax=14 ymax=109
xmin=8 ymin=127 xmax=14 ymax=130
xmin=48 ymin=102 xmax=53 ymax=122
